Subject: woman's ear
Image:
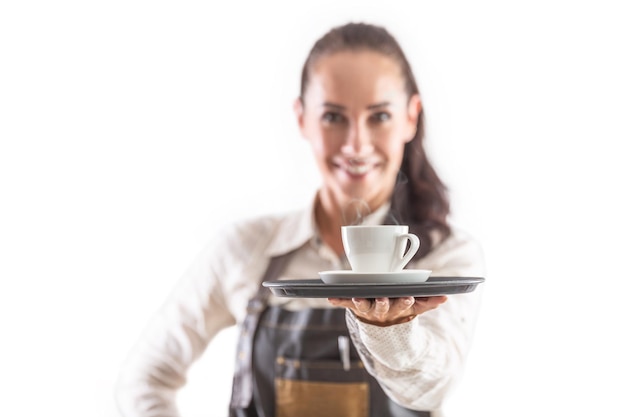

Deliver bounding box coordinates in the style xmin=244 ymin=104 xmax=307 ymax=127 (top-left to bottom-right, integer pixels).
xmin=406 ymin=94 xmax=422 ymax=141
xmin=293 ymin=97 xmax=306 ymax=136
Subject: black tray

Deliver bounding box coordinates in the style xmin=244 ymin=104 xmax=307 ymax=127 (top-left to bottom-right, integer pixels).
xmin=262 ymin=276 xmax=485 ymax=298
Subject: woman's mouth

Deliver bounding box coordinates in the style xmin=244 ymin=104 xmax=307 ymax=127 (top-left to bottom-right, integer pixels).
xmin=335 ymin=158 xmax=379 ymax=177
xmin=345 ymin=164 xmax=371 ymax=175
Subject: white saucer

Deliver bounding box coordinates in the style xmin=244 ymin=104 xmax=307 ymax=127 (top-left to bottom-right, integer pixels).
xmin=319 ymin=269 xmax=431 ymax=284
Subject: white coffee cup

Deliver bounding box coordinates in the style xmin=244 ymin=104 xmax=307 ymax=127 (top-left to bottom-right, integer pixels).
xmin=341 ymin=225 xmax=420 ymax=273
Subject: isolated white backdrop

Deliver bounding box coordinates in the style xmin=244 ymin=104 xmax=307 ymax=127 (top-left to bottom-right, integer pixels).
xmin=1 ymin=1 xmax=625 ymax=416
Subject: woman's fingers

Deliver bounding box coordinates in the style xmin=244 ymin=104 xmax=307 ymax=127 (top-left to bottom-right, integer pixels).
xmin=327 ymin=295 xmax=448 ymax=326
xmin=413 ymin=296 xmax=448 ymax=314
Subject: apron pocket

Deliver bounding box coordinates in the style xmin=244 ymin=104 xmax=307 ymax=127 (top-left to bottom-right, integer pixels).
xmin=275 ymin=357 xmax=369 ymax=417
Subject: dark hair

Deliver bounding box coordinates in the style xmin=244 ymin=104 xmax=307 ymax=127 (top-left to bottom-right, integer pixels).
xmin=300 ymin=22 xmax=451 ymax=257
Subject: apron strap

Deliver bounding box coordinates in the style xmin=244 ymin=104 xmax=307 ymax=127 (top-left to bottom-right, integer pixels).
xmin=230 ymin=251 xmax=295 ymax=409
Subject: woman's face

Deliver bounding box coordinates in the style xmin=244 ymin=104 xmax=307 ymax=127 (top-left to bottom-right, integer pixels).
xmin=296 ymin=50 xmax=421 ymax=213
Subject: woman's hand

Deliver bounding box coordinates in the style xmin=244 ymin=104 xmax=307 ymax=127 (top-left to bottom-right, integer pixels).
xmin=327 ymin=296 xmax=447 ymax=326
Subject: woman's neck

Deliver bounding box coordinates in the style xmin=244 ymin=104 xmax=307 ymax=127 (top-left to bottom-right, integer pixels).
xmin=314 ymin=191 xmax=386 ymax=256
xmin=314 ymin=197 xmax=345 ymax=256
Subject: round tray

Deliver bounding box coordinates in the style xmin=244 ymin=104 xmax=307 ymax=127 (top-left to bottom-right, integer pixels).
xmin=262 ymin=276 xmax=485 ymax=298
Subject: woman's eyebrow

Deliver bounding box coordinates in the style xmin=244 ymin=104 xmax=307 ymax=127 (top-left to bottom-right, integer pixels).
xmin=322 ymin=102 xmax=346 ymax=110
xmin=321 ymin=101 xmax=391 ymax=110
xmin=367 ymin=101 xmax=391 ymax=110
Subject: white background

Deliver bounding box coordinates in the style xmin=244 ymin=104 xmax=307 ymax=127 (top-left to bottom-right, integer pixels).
xmin=1 ymin=1 xmax=625 ymax=416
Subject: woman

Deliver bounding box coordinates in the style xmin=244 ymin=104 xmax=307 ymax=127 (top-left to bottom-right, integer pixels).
xmin=116 ymin=22 xmax=485 ymax=417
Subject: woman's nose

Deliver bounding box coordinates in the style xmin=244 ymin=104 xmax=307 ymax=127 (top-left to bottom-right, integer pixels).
xmin=342 ymin=122 xmax=373 ymax=154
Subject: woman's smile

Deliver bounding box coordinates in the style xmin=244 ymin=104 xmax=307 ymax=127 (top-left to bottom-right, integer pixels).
xmin=333 ymin=157 xmax=382 ymax=178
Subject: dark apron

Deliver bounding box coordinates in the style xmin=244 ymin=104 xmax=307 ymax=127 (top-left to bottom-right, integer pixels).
xmin=229 ymin=253 xmax=431 ymax=417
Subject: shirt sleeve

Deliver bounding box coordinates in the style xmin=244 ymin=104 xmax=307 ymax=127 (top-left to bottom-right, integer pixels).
xmin=115 ymin=231 xmax=238 ymax=417
xmin=345 ymin=230 xmax=486 ymax=411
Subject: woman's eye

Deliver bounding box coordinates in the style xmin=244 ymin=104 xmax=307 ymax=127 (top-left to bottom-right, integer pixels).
xmin=322 ymin=112 xmax=345 ymax=124
xmin=371 ymin=112 xmax=391 ymax=122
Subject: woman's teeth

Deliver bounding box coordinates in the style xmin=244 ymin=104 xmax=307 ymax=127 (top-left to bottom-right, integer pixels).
xmin=345 ymin=164 xmax=370 ymax=175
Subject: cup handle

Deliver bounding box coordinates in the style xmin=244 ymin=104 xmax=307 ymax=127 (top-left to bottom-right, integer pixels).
xmin=392 ymin=233 xmax=420 ymax=271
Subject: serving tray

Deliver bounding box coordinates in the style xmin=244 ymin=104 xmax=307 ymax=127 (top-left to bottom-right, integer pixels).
xmin=262 ymin=276 xmax=485 ymax=298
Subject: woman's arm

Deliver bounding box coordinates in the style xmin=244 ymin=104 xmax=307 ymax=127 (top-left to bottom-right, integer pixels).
xmin=115 ymin=241 xmax=237 ymax=417
xmin=344 ymin=231 xmax=486 ymax=410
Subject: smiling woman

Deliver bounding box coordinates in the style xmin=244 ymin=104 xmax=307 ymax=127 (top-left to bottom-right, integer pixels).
xmin=3 ymin=1 xmax=626 ymax=416
xmin=116 ymin=22 xmax=485 ymax=417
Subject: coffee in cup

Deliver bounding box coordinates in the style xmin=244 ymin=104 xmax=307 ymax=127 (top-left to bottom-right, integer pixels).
xmin=341 ymin=225 xmax=420 ymax=273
